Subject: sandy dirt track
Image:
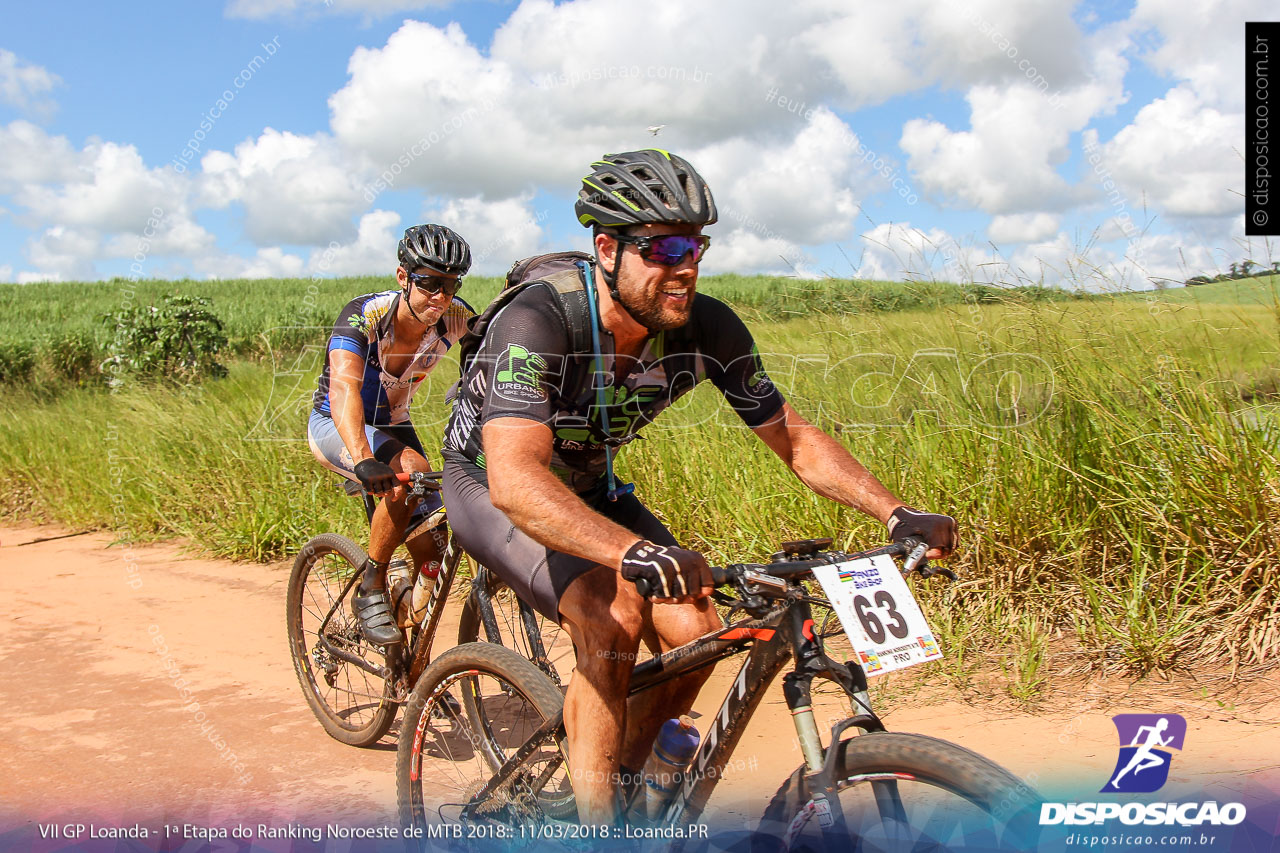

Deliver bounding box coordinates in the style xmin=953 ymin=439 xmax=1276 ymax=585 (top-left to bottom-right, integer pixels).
xmin=1 ymin=523 xmax=1277 ymax=837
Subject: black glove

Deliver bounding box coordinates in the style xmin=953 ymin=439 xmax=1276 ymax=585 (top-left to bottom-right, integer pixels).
xmin=354 ymin=458 xmax=398 ymax=495
xmin=887 ymin=506 xmax=958 ymax=557
xmin=621 ymin=541 xmax=711 ymax=600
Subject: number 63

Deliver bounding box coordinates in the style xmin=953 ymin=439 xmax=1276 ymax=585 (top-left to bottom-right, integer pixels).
xmin=852 ymin=591 xmax=909 ymax=645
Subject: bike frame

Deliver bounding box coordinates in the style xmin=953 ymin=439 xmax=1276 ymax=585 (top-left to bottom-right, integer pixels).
xmin=468 ymin=565 xmax=561 ymax=685
xmin=465 ymin=583 xmax=884 ymax=846
xmin=314 ymin=497 xmax=463 ymax=691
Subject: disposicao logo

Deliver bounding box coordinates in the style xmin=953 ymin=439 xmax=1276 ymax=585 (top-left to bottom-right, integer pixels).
xmin=1039 ymin=712 xmax=1247 ymax=828
xmin=1103 ymin=713 xmax=1186 ymax=793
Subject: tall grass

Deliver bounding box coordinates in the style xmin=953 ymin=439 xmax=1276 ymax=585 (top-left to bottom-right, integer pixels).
xmin=0 ymin=272 xmax=1081 ymax=386
xmin=1 ymin=278 xmax=1276 ymax=678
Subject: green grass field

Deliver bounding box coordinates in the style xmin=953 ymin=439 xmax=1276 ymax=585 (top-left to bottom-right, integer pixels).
xmin=1 ymin=272 xmax=1276 ymax=692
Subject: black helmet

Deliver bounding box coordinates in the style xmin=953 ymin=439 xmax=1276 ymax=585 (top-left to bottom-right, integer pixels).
xmin=575 ymin=150 xmax=717 ymax=229
xmin=397 ymin=224 xmax=471 ymax=275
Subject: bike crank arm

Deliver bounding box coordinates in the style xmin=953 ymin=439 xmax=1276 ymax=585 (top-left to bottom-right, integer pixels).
xmin=317 ymin=635 xmax=389 ymax=680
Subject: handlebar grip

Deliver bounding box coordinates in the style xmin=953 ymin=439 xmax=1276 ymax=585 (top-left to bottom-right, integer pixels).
xmin=632 ymin=566 xmax=728 ymax=599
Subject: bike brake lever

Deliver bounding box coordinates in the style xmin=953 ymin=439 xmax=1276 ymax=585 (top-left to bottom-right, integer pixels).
xmin=902 ymin=541 xmax=929 ymax=574
xmin=901 ymin=540 xmax=958 ymax=582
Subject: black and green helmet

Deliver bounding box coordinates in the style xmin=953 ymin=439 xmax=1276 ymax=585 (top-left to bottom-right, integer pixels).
xmin=574 ymin=149 xmax=718 ymax=229
xmin=397 ymin=223 xmax=472 ymax=275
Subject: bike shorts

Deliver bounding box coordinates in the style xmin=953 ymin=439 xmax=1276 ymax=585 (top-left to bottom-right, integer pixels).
xmin=442 ymin=455 xmax=677 ymax=622
xmin=307 ymin=410 xmax=443 ymax=516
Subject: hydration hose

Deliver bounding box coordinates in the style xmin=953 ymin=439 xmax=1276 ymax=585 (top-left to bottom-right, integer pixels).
xmin=578 ymin=260 xmax=635 ymax=502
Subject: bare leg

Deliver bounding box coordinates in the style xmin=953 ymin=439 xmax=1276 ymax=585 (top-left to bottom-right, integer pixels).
xmin=558 ymin=568 xmax=722 ymax=823
xmin=365 ymin=447 xmax=433 ymax=579
xmin=620 ymin=596 xmax=721 ymax=770
xmin=558 ymin=565 xmax=643 ymax=824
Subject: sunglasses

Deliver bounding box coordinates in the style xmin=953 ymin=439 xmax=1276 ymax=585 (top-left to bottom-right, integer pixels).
xmin=613 ymin=234 xmax=711 ymax=266
xmin=404 ymin=270 xmax=463 ymax=296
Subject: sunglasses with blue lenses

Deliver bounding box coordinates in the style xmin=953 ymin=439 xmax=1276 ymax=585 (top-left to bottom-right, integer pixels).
xmin=404 ymin=270 xmax=463 ymax=295
xmin=613 ymin=234 xmax=711 ymax=266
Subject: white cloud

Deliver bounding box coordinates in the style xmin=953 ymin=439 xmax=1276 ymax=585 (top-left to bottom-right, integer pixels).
xmin=696 ymin=109 xmax=864 ymax=246
xmin=0 ymin=264 xmax=12 ymax=282
xmin=899 ymin=17 xmax=1132 ymax=217
xmin=200 ymin=129 xmax=370 ymax=245
xmin=308 ymin=209 xmax=402 ymax=276
xmin=24 ymin=226 xmax=101 ymax=282
xmin=858 ymin=222 xmax=983 ymax=282
xmin=699 ymin=230 xmax=809 ymax=277
xmin=422 ymin=195 xmax=545 ymax=276
xmin=18 ymin=140 xmax=188 ymax=233
xmin=900 ymin=68 xmax=1124 ymax=217
xmin=0 ymin=50 xmax=61 ymax=116
xmin=225 ymin=0 xmax=449 ymax=19
xmin=1090 ymin=87 xmax=1240 ymax=218
xmin=326 ymin=4 xmax=851 ymax=200
xmin=202 ymin=246 xmax=306 ymax=279
xmin=0 ymin=121 xmax=82 ymax=194
xmin=103 ymin=215 xmax=218 ymax=259
xmin=989 ymin=212 xmax=1061 ymax=245
xmin=1129 ymin=0 xmax=1269 ymax=110
xmin=799 ymin=0 xmax=1089 ymax=108
xmin=16 ymin=271 xmax=62 ymax=284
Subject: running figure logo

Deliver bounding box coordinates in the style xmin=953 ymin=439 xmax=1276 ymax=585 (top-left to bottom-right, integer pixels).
xmin=1103 ymin=714 xmax=1187 ymax=793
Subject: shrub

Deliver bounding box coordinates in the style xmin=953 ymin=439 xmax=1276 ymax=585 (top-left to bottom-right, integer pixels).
xmin=0 ymin=342 xmax=36 ymax=384
xmin=101 ymin=295 xmax=228 ymax=384
xmin=47 ymin=330 xmax=100 ymax=385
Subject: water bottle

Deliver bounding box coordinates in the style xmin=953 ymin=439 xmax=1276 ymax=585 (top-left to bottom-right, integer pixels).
xmin=643 ymin=715 xmax=700 ymax=819
xmin=409 ymin=560 xmax=441 ymax=623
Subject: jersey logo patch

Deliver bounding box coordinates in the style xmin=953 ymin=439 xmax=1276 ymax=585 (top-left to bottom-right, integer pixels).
xmin=495 ymin=344 xmax=549 ymax=403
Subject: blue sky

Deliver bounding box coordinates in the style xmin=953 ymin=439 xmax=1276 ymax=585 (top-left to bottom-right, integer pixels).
xmin=0 ymin=0 xmax=1268 ymax=287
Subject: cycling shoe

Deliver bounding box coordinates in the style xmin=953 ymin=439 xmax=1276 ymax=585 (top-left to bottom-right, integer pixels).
xmin=352 ymin=588 xmax=403 ymax=646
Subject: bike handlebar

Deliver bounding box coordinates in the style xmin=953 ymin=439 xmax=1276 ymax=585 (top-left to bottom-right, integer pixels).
xmin=394 ymin=471 xmax=443 ymax=490
xmin=633 ymin=536 xmax=950 ymax=599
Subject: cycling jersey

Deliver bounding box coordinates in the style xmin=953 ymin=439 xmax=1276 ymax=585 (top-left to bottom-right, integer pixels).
xmin=442 ymin=281 xmax=785 ymax=493
xmin=312 ymin=290 xmax=473 ymax=425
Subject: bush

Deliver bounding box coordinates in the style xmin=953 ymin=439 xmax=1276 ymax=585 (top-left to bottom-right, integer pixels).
xmin=0 ymin=342 xmax=36 ymax=384
xmin=101 ymin=295 xmax=228 ymax=384
xmin=47 ymin=330 xmax=100 ymax=385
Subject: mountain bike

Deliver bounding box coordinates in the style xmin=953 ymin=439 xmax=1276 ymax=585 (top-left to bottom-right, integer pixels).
xmin=286 ymin=471 xmax=568 ymax=747
xmin=395 ymin=535 xmax=1041 ymax=851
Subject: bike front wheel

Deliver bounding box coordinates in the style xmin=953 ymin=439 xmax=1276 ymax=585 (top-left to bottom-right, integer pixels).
xmin=757 ymin=731 xmax=1040 ymax=852
xmin=287 ymin=533 xmax=397 ymax=747
xmin=397 ymin=642 xmax=575 ymax=828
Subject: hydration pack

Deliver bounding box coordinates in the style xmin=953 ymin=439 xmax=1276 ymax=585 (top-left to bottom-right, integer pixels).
xmin=453 ymin=251 xmax=595 ymax=392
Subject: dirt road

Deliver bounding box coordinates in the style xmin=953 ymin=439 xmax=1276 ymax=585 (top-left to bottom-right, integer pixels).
xmin=1 ymin=524 xmax=1277 ymax=838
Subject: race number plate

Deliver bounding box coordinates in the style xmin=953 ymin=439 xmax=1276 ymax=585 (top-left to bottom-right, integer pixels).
xmin=812 ymin=555 xmax=942 ymax=676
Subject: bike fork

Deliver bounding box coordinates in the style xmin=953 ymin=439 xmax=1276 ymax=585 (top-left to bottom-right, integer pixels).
xmin=784 ymin=604 xmax=857 ymax=846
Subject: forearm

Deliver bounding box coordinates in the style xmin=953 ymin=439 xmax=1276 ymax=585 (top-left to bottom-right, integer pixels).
xmin=794 ymin=431 xmax=903 ymax=523
xmin=769 ymin=409 xmax=904 ymax=524
xmin=491 ymin=460 xmax=638 ymax=569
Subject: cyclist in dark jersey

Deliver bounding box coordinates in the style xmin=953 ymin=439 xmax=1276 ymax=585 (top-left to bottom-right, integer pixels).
xmin=309 ymin=224 xmax=474 ymax=645
xmin=441 ymin=150 xmax=957 ymax=823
